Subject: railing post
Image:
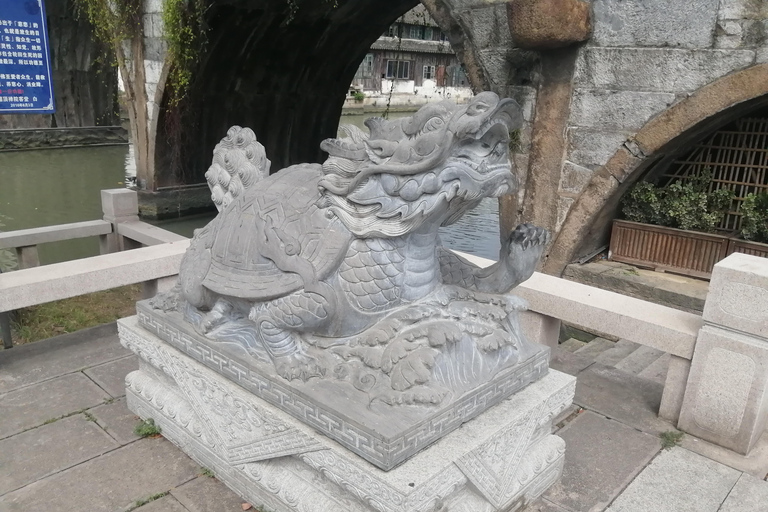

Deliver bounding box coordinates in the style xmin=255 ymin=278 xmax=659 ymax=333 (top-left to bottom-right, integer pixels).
xmin=100 ymin=189 xmax=140 ymax=253
xmin=14 ymin=245 xmax=40 ymax=269
xmin=0 ymin=311 xmax=12 ymax=349
xmin=677 ymin=253 xmax=768 ymax=454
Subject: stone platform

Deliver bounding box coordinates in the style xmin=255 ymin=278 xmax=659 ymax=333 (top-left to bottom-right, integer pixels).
xmin=120 ymin=315 xmax=576 ymax=512
xmin=135 ymin=301 xmax=550 ymax=470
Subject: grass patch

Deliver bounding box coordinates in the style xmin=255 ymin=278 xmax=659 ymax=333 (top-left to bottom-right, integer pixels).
xmin=134 ymin=418 xmax=162 ymax=437
xmin=200 ymin=467 xmax=215 ymax=478
xmin=660 ymin=430 xmax=684 ymax=449
xmin=128 ymin=491 xmax=169 ymax=511
xmin=10 ymin=284 xmax=142 ymax=345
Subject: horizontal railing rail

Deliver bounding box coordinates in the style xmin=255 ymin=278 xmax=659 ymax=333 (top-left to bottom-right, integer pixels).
xmin=0 ymin=240 xmax=189 ymax=313
xmin=0 ymin=219 xmax=113 ymax=250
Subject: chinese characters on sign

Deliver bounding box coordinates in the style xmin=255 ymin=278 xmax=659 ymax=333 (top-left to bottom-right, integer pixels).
xmin=0 ymin=0 xmax=55 ymax=114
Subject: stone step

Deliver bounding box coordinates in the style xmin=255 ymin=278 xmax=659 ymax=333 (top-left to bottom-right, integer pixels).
xmin=594 ymin=339 xmax=640 ymax=367
xmin=573 ymin=338 xmax=616 ymax=359
xmin=560 ymin=338 xmax=588 ymax=353
xmin=637 ymin=352 xmax=671 ymax=386
xmin=614 ymin=345 xmax=666 ymax=375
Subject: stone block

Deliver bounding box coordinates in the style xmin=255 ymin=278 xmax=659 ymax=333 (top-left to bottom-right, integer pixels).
xmin=504 ymin=85 xmax=537 ymax=122
xmin=591 ymin=0 xmax=719 ymax=48
xmin=681 ymin=430 xmax=768 ymax=479
xmin=143 ymin=13 xmax=165 ymax=39
xmin=718 ymin=0 xmax=768 ymax=19
xmin=555 ymin=196 xmax=574 ymax=232
xmin=543 ymin=411 xmax=660 ymax=511
xmin=574 ymin=48 xmax=755 ymax=92
xmin=144 ymin=59 xmax=164 ymax=86
xmin=121 ymin=319 xmax=577 ymax=512
xmin=567 ymin=127 xmax=630 ymax=169
xmin=520 ymin=310 xmax=561 ymax=349
xmin=605 ymin=447 xmax=741 ymax=512
xmin=144 ymin=0 xmax=164 ymax=14
xmin=457 ymin=5 xmax=512 ymax=50
xmin=101 ymin=189 xmax=139 ymax=220
xmin=507 ymin=0 xmax=591 ymax=49
xmin=144 ymin=37 xmax=169 ymax=62
xmin=703 ymin=252 xmax=768 ymax=340
xmin=558 ymin=161 xmax=592 ymax=195
xmin=678 ymin=325 xmax=768 ymax=454
xmin=569 ymin=89 xmax=676 ymax=131
xmin=758 ymin=47 xmax=768 ymax=63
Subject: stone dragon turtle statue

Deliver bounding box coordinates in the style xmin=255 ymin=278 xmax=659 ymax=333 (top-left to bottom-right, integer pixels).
xmin=171 ymin=92 xmax=549 ymax=405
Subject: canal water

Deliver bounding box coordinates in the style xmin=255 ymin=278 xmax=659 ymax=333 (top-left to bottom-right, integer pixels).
xmin=0 ymin=114 xmax=501 ymax=267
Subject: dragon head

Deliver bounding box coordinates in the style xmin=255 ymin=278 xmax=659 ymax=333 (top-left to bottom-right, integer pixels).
xmin=319 ymin=92 xmax=522 ymax=237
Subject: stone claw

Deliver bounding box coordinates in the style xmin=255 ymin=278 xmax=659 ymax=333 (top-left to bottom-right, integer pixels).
xmin=508 ymin=223 xmax=550 ymax=251
xmin=274 ymin=353 xmax=325 ymax=382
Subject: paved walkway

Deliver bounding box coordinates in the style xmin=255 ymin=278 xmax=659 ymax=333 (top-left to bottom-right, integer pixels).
xmin=1 ymin=323 xmax=767 ymax=512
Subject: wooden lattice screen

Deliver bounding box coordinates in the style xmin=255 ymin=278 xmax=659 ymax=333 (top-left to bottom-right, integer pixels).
xmin=659 ymin=110 xmax=768 ymax=233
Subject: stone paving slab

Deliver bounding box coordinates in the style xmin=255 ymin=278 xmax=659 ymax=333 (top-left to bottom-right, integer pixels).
xmin=614 ymin=345 xmax=664 ymax=375
xmin=0 ymin=323 xmax=128 ymax=394
xmin=594 ymin=339 xmax=639 ymax=367
xmin=171 ymin=476 xmax=247 ymax=512
xmin=90 ymin=397 xmax=143 ymax=445
xmin=719 ymin=473 xmax=768 ymax=512
xmin=0 ymin=372 xmax=109 ymax=439
xmin=136 ymin=494 xmax=190 ymax=512
xmin=637 ymin=352 xmax=670 ymax=386
xmin=681 ymin=431 xmax=768 ymax=480
xmin=543 ymin=411 xmax=661 ymax=512
xmin=573 ymin=338 xmax=616 ymax=359
xmin=0 ymin=437 xmax=200 ymax=511
xmin=605 ymin=447 xmax=741 ymax=512
xmin=84 ymin=354 xmax=139 ymax=398
xmin=550 ymin=346 xmax=595 ymax=376
xmin=527 ymin=498 xmax=572 ymax=511
xmin=0 ymin=413 xmax=118 ymax=495
xmin=574 ymin=362 xmax=675 ymax=436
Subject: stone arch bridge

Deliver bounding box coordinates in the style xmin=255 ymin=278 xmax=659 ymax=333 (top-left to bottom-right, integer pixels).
xmin=121 ymin=0 xmax=768 ymax=275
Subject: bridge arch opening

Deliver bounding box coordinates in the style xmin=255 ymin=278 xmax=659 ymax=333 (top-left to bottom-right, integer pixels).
xmin=544 ymin=64 xmax=768 ymax=274
xmin=151 ymin=0 xmax=483 ymax=188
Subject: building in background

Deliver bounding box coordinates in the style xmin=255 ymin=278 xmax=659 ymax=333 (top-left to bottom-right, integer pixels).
xmin=348 ymin=5 xmax=471 ymax=106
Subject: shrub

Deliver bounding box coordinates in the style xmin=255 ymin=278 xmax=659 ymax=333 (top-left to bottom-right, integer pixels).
xmin=621 ymin=170 xmax=731 ymax=233
xmin=740 ymin=193 xmax=768 ymax=243
xmin=353 ymin=91 xmax=365 ymax=102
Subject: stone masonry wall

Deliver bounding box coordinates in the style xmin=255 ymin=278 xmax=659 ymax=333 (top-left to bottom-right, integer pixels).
xmin=555 ymin=0 xmax=768 ymax=232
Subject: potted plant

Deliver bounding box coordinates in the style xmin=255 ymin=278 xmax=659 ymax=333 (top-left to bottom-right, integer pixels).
xmin=730 ymin=192 xmax=768 ymax=258
xmin=610 ymin=171 xmax=736 ymax=278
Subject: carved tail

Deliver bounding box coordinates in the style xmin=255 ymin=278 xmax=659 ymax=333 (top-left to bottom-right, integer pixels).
xmin=205 ymin=126 xmax=271 ymax=212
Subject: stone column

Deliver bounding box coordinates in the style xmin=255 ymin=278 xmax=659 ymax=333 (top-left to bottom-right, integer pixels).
xmin=678 ymin=253 xmax=768 ymax=455
xmin=100 ymin=189 xmax=140 ymax=254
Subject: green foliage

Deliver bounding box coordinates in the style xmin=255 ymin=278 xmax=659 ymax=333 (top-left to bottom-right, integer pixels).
xmin=740 ymin=193 xmax=768 ymax=244
xmin=200 ymin=467 xmax=215 ymax=478
xmin=660 ymin=430 xmax=684 ymax=449
xmin=133 ymin=418 xmax=162 ymax=437
xmin=73 ymin=0 xmax=142 ymax=54
xmin=129 ymin=492 xmax=170 ymax=511
xmin=353 ymin=91 xmax=365 ymax=102
xmin=621 ymin=170 xmax=732 ymax=233
xmin=162 ymin=0 xmax=209 ymax=105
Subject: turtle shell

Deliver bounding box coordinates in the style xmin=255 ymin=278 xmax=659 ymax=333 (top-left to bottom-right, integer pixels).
xmin=202 ymin=164 xmax=352 ymax=301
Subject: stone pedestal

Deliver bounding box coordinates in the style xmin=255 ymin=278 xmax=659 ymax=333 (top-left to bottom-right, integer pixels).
xmin=119 ymin=315 xmax=576 ymax=512
xmin=678 ymin=253 xmax=768 ymax=454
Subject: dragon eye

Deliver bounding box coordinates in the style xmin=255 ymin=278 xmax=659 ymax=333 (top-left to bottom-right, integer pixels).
xmin=423 ymin=117 xmax=445 ymax=131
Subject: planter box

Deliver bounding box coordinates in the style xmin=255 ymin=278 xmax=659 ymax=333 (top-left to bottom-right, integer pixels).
xmin=609 ymin=220 xmax=727 ymax=279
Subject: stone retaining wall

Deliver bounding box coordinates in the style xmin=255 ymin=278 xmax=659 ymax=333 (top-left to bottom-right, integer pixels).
xmin=0 ymin=126 xmax=129 ymax=151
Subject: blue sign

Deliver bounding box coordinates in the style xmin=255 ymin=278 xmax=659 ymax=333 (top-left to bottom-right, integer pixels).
xmin=0 ymin=0 xmax=55 ymax=114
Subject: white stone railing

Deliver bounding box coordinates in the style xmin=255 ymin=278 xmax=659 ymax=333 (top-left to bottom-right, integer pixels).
xmin=1 ymin=189 xmax=766 ymax=456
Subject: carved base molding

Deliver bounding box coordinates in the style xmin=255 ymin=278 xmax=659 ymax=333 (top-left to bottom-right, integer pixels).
xmin=120 ymin=316 xmax=576 ymax=512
